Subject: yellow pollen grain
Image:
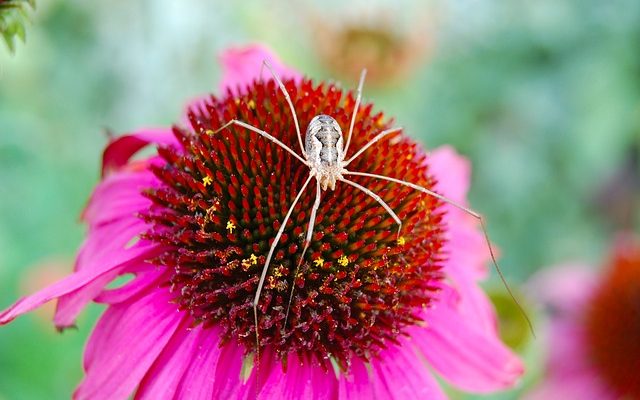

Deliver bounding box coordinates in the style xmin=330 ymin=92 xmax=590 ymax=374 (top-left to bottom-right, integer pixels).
xmin=247 ymin=99 xmax=256 ymax=110
xmin=234 ymin=98 xmax=240 ymax=105
xmin=397 ymin=236 xmax=406 ymax=246
xmin=202 ymin=176 xmax=213 ymax=186
xmin=226 ymin=221 xmax=236 ymax=234
xmin=375 ymin=114 xmax=385 ymax=128
xmin=338 ymin=255 xmax=349 ymax=267
xmin=205 ymin=129 xmax=215 ymax=136
xmin=314 ymin=257 xmax=325 ymax=267
xmin=405 ymin=154 xmax=413 ymax=161
xmin=242 ymin=253 xmax=258 ymax=270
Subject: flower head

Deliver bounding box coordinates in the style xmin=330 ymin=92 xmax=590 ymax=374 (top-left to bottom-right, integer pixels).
xmin=1 ymin=44 xmax=522 ymax=399
xmin=527 ymin=234 xmax=640 ymax=399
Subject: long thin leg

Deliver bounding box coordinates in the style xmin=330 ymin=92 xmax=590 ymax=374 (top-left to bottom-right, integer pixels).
xmin=253 ymin=174 xmax=314 ymax=354
xmin=344 ymin=170 xmax=535 ymax=335
xmin=262 ymin=60 xmax=306 ymax=157
xmin=341 ymin=178 xmax=402 ymax=239
xmin=343 ymin=69 xmax=367 ymax=156
xmin=215 ymin=119 xmax=307 ymax=165
xmin=283 ymin=179 xmax=322 ymax=330
xmin=343 ymin=127 xmax=403 ymax=166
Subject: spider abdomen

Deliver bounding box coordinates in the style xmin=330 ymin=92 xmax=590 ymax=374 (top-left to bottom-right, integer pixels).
xmin=305 ymin=114 xmax=344 ymax=167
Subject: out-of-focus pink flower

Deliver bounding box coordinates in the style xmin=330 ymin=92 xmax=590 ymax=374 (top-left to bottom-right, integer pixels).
xmin=0 ymin=44 xmax=522 ymax=399
xmin=526 ymin=235 xmax=640 ymax=400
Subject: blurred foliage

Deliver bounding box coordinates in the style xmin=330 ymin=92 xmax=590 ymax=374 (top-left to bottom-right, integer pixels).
xmin=0 ymin=0 xmax=35 ymax=52
xmin=0 ymin=0 xmax=639 ymax=399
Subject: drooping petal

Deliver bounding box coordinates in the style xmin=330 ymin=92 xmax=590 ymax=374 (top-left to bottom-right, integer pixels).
xmin=54 ymin=166 xmax=161 ymax=326
xmin=218 ymin=43 xmax=302 ymax=96
xmin=369 ymin=339 xmax=447 ymax=400
xmin=102 ymin=129 xmax=178 ymax=176
xmin=75 ymin=288 xmax=183 ymax=400
xmin=0 ymin=244 xmax=156 ymax=326
xmin=411 ymin=285 xmax=524 ymax=393
xmin=54 ymin=230 xmax=157 ymax=327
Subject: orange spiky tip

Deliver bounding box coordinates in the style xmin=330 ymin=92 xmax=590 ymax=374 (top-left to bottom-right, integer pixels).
xmin=141 ymin=78 xmax=446 ymax=370
xmin=585 ymin=237 xmax=640 ymax=398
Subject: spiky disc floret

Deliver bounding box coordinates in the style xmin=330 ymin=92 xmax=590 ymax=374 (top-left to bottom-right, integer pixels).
xmin=141 ymin=78 xmax=446 ymax=369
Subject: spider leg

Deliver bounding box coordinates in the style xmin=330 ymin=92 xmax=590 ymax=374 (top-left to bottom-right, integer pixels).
xmin=261 ymin=60 xmax=306 ymax=157
xmin=284 ymin=179 xmax=322 ymax=331
xmin=214 ymin=119 xmax=307 ymax=165
xmin=253 ymin=174 xmax=314 ymax=359
xmin=344 ymin=170 xmax=535 ymax=335
xmin=340 ymin=178 xmax=402 ymax=239
xmin=343 ymin=69 xmax=367 ymax=156
xmin=343 ymin=127 xmax=403 ymax=166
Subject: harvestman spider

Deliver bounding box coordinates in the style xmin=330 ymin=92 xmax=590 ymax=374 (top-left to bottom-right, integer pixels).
xmin=216 ymin=61 xmax=532 ymax=357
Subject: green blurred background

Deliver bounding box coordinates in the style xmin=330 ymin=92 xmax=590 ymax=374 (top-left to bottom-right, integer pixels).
xmin=0 ymin=0 xmax=638 ymax=398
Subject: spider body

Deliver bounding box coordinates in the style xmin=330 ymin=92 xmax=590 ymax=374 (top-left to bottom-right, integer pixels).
xmin=305 ymin=114 xmax=345 ymax=191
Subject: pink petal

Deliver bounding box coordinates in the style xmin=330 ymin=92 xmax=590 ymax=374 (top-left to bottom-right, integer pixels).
xmin=173 ymin=328 xmax=228 ymax=399
xmin=75 ymin=288 xmax=184 ymax=400
xmin=370 ymin=340 xmax=447 ymax=400
xmin=56 ymin=164 xmax=158 ymax=326
xmin=257 ymin=353 xmax=339 ymax=400
xmin=218 ymin=44 xmax=301 ymax=96
xmin=135 ymin=323 xmax=208 ymax=400
xmin=236 ymin=349 xmax=278 ymax=400
xmin=210 ymin=340 xmax=246 ymax=399
xmin=442 ymin=224 xmax=496 ymax=334
xmin=429 ymin=145 xmax=500 ymax=333
xmin=338 ymin=359 xmax=374 ymax=399
xmin=75 ymin=218 xmax=148 ymax=273
xmin=54 ymin=228 xmax=158 ymax=327
xmin=428 ymin=145 xmax=471 ymax=205
xmin=411 ymin=286 xmax=524 ymax=393
xmin=95 ymin=267 xmax=166 ymax=305
xmin=445 ymin=220 xmax=491 ymax=280
xmin=430 ymin=145 xmax=490 ymax=281
xmin=82 ymin=169 xmax=158 ymax=228
xmin=102 ymin=129 xmax=177 ymax=177
xmin=0 ymin=244 xmax=155 ymax=326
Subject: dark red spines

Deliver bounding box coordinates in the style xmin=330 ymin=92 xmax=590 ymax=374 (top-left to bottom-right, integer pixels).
xmin=142 ymin=78 xmax=446 ymax=369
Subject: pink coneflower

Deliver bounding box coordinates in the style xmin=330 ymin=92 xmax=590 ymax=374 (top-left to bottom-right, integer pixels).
xmin=527 ymin=235 xmax=640 ymax=400
xmin=1 ymin=44 xmax=522 ymax=399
